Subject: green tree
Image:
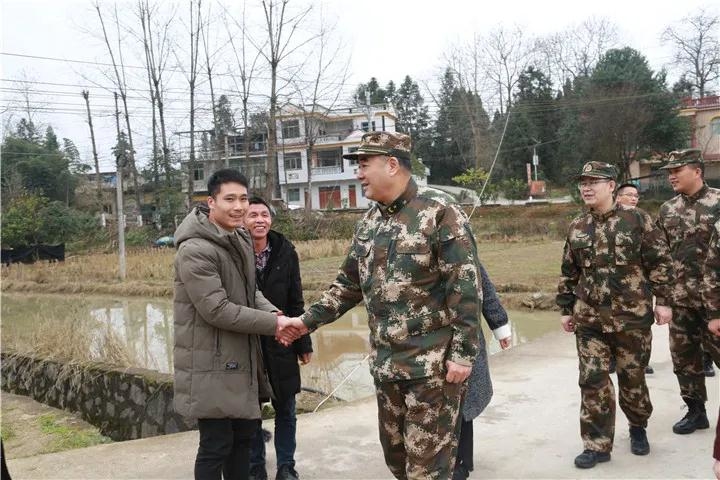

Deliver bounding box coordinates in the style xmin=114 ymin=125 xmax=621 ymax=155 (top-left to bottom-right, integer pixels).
xmin=427 ymin=68 xmax=492 ymax=184
xmin=1 ymin=126 xmax=77 ymax=204
xmin=498 ymin=66 xmax=562 ymax=183
xmin=576 ymin=47 xmax=689 ymax=179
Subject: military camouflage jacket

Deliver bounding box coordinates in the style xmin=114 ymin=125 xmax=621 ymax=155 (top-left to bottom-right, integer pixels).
xmin=557 ymin=204 xmax=673 ymax=332
xmin=702 ymin=221 xmax=720 ymax=319
xmin=301 ymin=179 xmax=481 ymax=382
xmin=657 ymin=184 xmax=720 ymax=309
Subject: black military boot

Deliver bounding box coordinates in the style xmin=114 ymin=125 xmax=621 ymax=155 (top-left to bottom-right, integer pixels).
xmin=574 ymin=450 xmax=611 ymax=469
xmin=672 ymin=398 xmax=710 ymax=434
xmin=629 ymin=426 xmax=650 ymax=455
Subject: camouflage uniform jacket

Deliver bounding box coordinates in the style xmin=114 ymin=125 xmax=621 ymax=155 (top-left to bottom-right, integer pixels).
xmin=702 ymin=220 xmax=720 ymax=319
xmin=301 ymin=179 xmax=481 ymax=382
xmin=557 ymin=204 xmax=673 ymax=332
xmin=657 ymin=184 xmax=720 ymax=310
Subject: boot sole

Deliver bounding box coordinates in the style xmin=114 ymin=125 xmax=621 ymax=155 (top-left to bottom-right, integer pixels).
xmin=673 ymin=424 xmax=710 ymax=434
xmin=574 ymin=455 xmax=611 ymax=469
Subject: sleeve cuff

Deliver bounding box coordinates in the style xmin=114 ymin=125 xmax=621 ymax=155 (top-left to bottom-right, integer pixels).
xmin=492 ymin=324 xmax=511 ymax=341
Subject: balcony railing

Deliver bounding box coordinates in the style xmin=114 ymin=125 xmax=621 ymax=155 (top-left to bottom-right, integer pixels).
xmin=681 ymin=95 xmax=720 ymax=109
xmin=311 ymin=166 xmax=342 ymax=176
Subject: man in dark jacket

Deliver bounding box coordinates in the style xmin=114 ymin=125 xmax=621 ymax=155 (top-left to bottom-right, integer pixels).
xmin=244 ymin=197 xmax=313 ymax=480
xmin=173 ymin=169 xmax=292 ymax=480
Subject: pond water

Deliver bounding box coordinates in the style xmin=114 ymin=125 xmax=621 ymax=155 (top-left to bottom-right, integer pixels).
xmin=1 ymin=293 xmax=558 ymax=401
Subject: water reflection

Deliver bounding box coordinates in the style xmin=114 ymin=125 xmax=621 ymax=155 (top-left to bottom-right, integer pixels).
xmin=1 ymin=294 xmax=558 ymax=401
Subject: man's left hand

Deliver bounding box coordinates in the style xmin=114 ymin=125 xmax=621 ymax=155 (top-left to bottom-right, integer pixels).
xmin=709 ymin=318 xmax=720 ymax=337
xmin=445 ymin=360 xmax=471 ymax=384
xmin=499 ymin=336 xmax=511 ymax=350
xmin=298 ymin=352 xmax=312 ymax=365
xmin=654 ymin=305 xmax=672 ymax=325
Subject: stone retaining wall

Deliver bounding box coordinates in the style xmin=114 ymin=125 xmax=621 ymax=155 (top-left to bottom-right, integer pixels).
xmin=1 ymin=353 xmax=196 ymax=441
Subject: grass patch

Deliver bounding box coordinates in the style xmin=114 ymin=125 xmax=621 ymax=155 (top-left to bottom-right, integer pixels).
xmin=38 ymin=414 xmax=111 ymax=453
xmin=1 ymin=422 xmax=16 ymax=442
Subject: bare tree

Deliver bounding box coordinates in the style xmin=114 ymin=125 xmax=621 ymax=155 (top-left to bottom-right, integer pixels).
xmin=81 ymin=90 xmax=103 ymax=209
xmin=94 ymin=1 xmax=142 ymax=211
xmin=480 ymin=26 xmax=534 ymax=115
xmin=258 ymin=0 xmax=314 ymax=200
xmin=290 ymin=18 xmax=350 ymax=212
xmin=223 ymin=4 xmax=265 ymax=166
xmin=138 ymin=0 xmax=174 ymax=187
xmin=662 ymin=8 xmax=720 ymax=98
xmin=536 ymin=17 xmax=619 ymax=87
xmin=177 ymin=0 xmax=203 ymax=208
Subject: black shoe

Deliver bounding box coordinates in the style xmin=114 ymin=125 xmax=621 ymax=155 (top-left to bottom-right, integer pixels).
xmin=250 ymin=465 xmax=268 ymax=480
xmin=703 ymin=355 xmax=715 ymax=377
xmin=629 ymin=426 xmax=650 ymax=455
xmin=609 ymin=356 xmax=616 ymax=374
xmin=276 ymin=464 xmax=299 ymax=480
xmin=574 ymin=450 xmax=611 ymax=469
xmin=452 ymin=462 xmax=470 ymax=480
xmin=645 ymin=365 xmax=654 ymax=374
xmin=673 ymin=400 xmax=710 ymax=434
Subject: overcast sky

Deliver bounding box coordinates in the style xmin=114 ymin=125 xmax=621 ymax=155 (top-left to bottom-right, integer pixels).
xmin=1 ymin=0 xmax=716 ymax=171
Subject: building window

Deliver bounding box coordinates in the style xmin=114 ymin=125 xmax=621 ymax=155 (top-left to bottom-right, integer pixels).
xmin=361 ymin=121 xmax=376 ymax=132
xmin=193 ymin=165 xmax=204 ymax=181
xmin=284 ymin=152 xmax=302 ymax=170
xmin=288 ymin=188 xmax=300 ymax=202
xmin=711 ymin=117 xmax=720 ymax=135
xmin=317 ymin=148 xmax=343 ymax=167
xmin=282 ymin=119 xmax=300 ymax=138
xmin=346 ymin=147 xmax=359 ymax=165
xmin=229 ymin=157 xmax=266 ymax=189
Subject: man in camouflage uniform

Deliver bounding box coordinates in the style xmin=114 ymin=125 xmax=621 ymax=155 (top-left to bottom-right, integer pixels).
xmin=557 ymin=161 xmax=673 ymax=469
xmin=702 ymin=222 xmax=720 ymax=479
xmin=280 ymin=131 xmax=481 ymax=480
xmin=656 ymin=148 xmax=720 ymax=434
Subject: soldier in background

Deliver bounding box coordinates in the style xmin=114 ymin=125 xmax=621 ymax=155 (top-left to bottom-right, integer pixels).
xmin=279 ymin=131 xmax=481 ymax=479
xmin=657 ymin=149 xmax=720 ymax=435
xmin=557 ymin=162 xmax=673 ymax=469
xmin=701 ymin=220 xmax=720 ymax=479
xmin=613 ymin=182 xmax=654 ymax=375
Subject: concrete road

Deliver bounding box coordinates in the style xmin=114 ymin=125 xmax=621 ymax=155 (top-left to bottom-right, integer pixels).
xmin=8 ymin=325 xmax=719 ymax=479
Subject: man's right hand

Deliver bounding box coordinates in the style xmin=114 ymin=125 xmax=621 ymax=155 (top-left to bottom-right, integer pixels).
xmin=276 ymin=316 xmax=309 ymax=346
xmin=561 ymin=315 xmax=575 ymax=333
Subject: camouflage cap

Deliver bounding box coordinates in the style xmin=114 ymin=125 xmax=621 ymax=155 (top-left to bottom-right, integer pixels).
xmin=575 ymin=161 xmax=618 ymax=181
xmin=343 ymin=131 xmax=412 ymax=161
xmin=659 ymin=148 xmax=703 ymax=170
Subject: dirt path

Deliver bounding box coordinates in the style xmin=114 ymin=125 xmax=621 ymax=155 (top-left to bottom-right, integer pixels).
xmin=1 ymin=392 xmax=111 ymax=459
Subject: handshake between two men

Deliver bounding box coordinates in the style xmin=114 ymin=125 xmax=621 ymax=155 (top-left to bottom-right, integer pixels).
xmin=275 ymin=315 xmax=309 ymax=346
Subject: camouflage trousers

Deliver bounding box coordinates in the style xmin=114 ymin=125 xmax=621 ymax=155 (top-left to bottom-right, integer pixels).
xmin=575 ymin=326 xmax=653 ymax=452
xmin=375 ymin=376 xmax=464 ymax=480
xmin=669 ymin=307 xmax=720 ymax=402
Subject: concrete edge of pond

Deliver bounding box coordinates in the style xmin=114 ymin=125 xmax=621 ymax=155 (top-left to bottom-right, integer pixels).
xmin=7 ymin=326 xmax=719 ymax=480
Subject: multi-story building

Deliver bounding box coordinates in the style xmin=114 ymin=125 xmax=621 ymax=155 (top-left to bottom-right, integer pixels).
xmin=275 ymin=103 xmax=400 ymax=209
xmin=632 ymin=95 xmax=720 ymax=190
xmin=184 ymin=103 xmax=430 ymax=209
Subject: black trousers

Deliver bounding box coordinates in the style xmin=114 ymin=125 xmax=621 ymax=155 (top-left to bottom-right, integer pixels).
xmin=456 ymin=420 xmax=474 ymax=471
xmin=195 ymin=418 xmax=259 ymax=480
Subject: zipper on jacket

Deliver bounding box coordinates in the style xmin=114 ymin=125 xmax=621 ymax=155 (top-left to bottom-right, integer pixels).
xmin=249 ymin=337 xmax=254 ymax=385
xmin=214 ymin=328 xmax=221 ymax=356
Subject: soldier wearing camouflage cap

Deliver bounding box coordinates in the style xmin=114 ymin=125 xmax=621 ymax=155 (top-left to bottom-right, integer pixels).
xmin=656 ymin=148 xmax=720 ymax=435
xmin=279 ymin=131 xmax=482 ymax=479
xmin=557 ymin=161 xmax=674 ymax=469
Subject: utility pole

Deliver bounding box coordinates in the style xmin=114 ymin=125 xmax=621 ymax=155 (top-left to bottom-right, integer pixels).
xmin=531 ymin=138 xmax=541 ymax=182
xmin=116 ymin=150 xmax=127 ymax=281
xmin=114 ymin=91 xmax=126 ymax=281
